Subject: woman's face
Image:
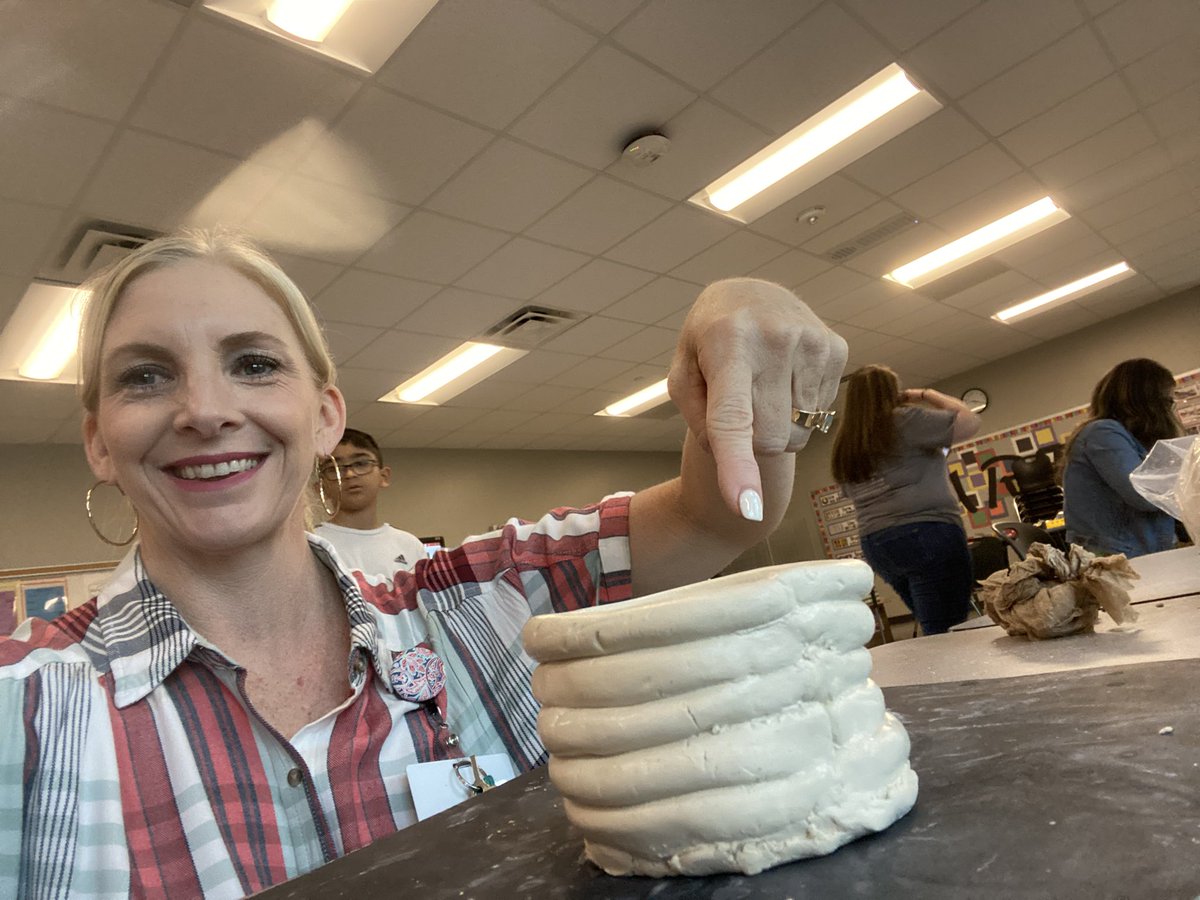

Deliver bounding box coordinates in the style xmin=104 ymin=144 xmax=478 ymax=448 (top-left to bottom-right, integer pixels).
xmin=84 ymin=259 xmax=345 ymax=557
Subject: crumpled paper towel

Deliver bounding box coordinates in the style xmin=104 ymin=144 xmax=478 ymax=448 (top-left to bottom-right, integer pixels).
xmin=978 ymin=542 xmax=1139 ymax=639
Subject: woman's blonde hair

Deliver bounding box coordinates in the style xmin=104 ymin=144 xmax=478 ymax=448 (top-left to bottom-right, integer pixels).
xmin=78 ymin=228 xmax=336 ymax=412
xmin=830 ymin=364 xmax=902 ymax=484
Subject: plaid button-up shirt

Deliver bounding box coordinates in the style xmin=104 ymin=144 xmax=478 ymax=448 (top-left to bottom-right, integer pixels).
xmin=0 ymin=495 xmax=632 ymax=899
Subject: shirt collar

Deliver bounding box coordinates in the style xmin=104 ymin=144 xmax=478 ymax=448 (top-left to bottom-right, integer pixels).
xmin=98 ymin=537 xmax=393 ymax=709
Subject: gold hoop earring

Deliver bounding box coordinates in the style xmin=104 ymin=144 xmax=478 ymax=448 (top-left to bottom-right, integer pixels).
xmin=85 ymin=481 xmax=139 ymax=547
xmin=317 ymin=455 xmax=341 ymax=518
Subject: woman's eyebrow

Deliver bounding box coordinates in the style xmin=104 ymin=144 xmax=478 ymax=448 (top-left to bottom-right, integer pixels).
xmin=219 ymin=330 xmax=290 ymax=352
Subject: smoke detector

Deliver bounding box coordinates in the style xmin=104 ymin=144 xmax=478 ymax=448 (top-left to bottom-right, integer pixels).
xmin=622 ymin=134 xmax=671 ymax=167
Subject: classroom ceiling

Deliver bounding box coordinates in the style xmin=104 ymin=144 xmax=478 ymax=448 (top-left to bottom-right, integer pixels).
xmin=1 ymin=0 xmax=1198 ymax=451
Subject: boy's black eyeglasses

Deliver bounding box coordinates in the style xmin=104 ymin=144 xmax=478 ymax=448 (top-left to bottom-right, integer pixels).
xmin=320 ymin=459 xmax=379 ymax=479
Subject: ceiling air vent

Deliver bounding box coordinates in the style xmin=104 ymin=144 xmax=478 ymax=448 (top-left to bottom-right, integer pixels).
xmin=823 ymin=212 xmax=920 ymax=263
xmin=42 ymin=221 xmax=160 ymax=285
xmin=483 ymin=306 xmax=585 ymax=350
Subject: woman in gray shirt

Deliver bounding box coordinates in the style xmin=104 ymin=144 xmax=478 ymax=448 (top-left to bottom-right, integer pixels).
xmin=832 ymin=365 xmax=981 ymax=634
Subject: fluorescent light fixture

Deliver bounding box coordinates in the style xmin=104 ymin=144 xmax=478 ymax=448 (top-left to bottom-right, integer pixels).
xmin=379 ymin=341 xmax=527 ymax=406
xmin=993 ymin=262 xmax=1134 ymax=323
xmin=266 ymin=0 xmax=353 ymax=42
xmin=202 ymin=0 xmax=440 ymax=74
xmin=689 ymin=64 xmax=941 ymax=223
xmin=596 ymin=378 xmax=670 ymax=418
xmin=886 ymin=197 xmax=1070 ymax=289
xmin=0 ymin=281 xmax=86 ymax=384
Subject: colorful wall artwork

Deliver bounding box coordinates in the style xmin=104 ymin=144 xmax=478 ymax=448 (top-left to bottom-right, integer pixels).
xmin=811 ymin=368 xmax=1200 ymax=560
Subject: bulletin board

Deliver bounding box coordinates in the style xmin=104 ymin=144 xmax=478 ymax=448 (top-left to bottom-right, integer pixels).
xmin=811 ymin=368 xmax=1200 ymax=560
xmin=0 ymin=561 xmax=119 ymax=637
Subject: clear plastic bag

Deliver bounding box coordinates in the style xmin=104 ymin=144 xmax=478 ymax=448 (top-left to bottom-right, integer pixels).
xmin=1130 ymin=434 xmax=1199 ymax=543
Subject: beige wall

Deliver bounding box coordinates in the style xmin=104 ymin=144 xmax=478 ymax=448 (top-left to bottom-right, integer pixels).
xmin=0 ymin=443 xmax=680 ymax=570
xmin=2 ymin=286 xmax=1195 ymax=575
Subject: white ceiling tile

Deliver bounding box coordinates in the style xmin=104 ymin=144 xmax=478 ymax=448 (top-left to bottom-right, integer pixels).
xmin=842 ymin=223 xmax=949 ymax=279
xmin=1078 ymin=286 xmax=1165 ymax=319
xmin=892 ymin=144 xmax=1021 ymax=219
xmin=509 ymin=45 xmax=696 ymax=169
xmin=0 ymin=0 xmax=181 ymax=119
xmin=0 ymin=380 xmax=80 ymax=420
xmin=272 ymin=252 xmax=345 ymax=300
xmin=397 ymin=287 xmax=521 ymax=340
xmin=333 ymin=366 xmax=416 ymax=405
xmin=296 ymin=86 xmax=493 ymax=206
xmin=613 ymin=0 xmax=818 ymax=92
xmin=501 ymin=384 xmax=587 ymax=413
xmin=542 ymin=0 xmax=644 ymax=34
xmin=132 ymin=17 xmax=359 ymax=162
xmin=958 ymin=28 xmax=1114 ymax=136
xmin=605 ymin=99 xmax=773 ymax=202
xmin=322 ymin=322 xmax=384 ymax=367
xmin=841 ymin=109 xmax=989 ymax=196
xmin=357 ymin=211 xmax=509 ymax=282
xmin=540 ymin=316 xmax=645 ymax=356
xmin=600 ymin=326 xmax=680 ymax=364
xmin=1145 ymin=86 xmax=1200 ymax=140
xmin=425 ymin=139 xmax=592 ymax=232
xmin=928 ymin=173 xmax=1044 ymax=236
xmin=748 ymin=250 xmax=831 ymax=290
xmin=548 ymin=357 xmax=638 ymax=390
xmin=600 ymin=363 xmax=671 ymax=394
xmin=669 ymin=231 xmax=790 ymax=284
xmin=0 ymin=200 xmax=65 ymax=279
xmin=998 ymin=75 xmax=1137 ymax=166
xmin=342 ymin=329 xmax=458 ymax=374
xmin=793 ymin=267 xmax=876 ymax=315
xmin=0 ymin=274 xmax=27 ymax=328
xmin=441 ymin=380 xmax=534 ymax=412
xmin=1116 ymin=219 xmax=1200 ymax=263
xmin=1122 ymin=37 xmax=1200 ymax=106
xmin=534 ymin=260 xmax=656 ymax=314
xmin=498 ymin=349 xmax=591 ymax=385
xmin=1095 ymin=0 xmax=1200 ymax=65
xmin=241 ymin=174 xmax=409 ymax=263
xmin=939 ymin=270 xmax=1039 ymax=312
xmin=902 ymin=0 xmax=1083 ymax=98
xmin=747 ymin=175 xmax=882 ymax=247
xmin=341 ymin=402 xmax=432 ymax=436
xmin=526 ymin=176 xmax=673 ymax=255
xmin=375 ymin=0 xmax=596 ymax=129
xmin=1099 ymin=195 xmax=1199 ymax=244
xmin=1005 ymin=302 xmax=1099 ymax=339
xmin=1032 ymin=114 xmax=1159 ymax=190
xmin=1081 ymin=0 xmax=1122 ymax=12
xmin=990 ymin=219 xmax=1106 ymax=272
xmin=843 ymin=292 xmax=936 ymax=331
xmin=1058 ymin=144 xmax=1177 ymax=213
xmin=600 ymin=277 xmax=699 ymax=325
xmin=710 ymin=4 xmax=892 ymax=133
xmin=316 ymin=270 xmax=439 ymax=329
xmin=399 ymin=406 xmax=485 ymax=433
xmin=0 ymin=99 xmax=114 ymax=207
xmin=801 ymin=200 xmax=903 ymax=256
xmin=842 ymin=0 xmax=981 ymax=51
xmin=1078 ymin=171 xmax=1190 ymax=231
xmin=605 ymin=205 xmax=735 ymax=272
xmin=455 ymin=238 xmax=590 ymax=299
xmin=79 ymin=131 xmax=274 ymax=233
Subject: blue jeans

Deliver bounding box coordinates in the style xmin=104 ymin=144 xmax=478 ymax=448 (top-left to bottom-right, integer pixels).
xmin=859 ymin=521 xmax=973 ymax=635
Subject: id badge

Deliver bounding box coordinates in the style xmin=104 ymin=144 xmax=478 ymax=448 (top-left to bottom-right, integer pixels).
xmin=407 ymin=754 xmax=517 ymax=821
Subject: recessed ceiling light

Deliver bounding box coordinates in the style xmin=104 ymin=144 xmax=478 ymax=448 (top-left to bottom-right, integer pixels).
xmin=885 ymin=196 xmax=1069 ymax=289
xmin=596 ymin=378 xmax=670 ymax=417
xmin=993 ymin=262 xmax=1135 ymax=323
xmin=202 ymin=0 xmax=440 ymax=73
xmin=266 ymin=0 xmax=353 ymax=42
xmin=379 ymin=341 xmax=527 ymax=406
xmin=0 ymin=281 xmax=86 ymax=384
xmin=689 ymin=64 xmax=941 ymax=223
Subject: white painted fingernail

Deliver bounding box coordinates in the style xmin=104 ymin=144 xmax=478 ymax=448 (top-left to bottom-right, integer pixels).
xmin=738 ymin=489 xmax=763 ymax=522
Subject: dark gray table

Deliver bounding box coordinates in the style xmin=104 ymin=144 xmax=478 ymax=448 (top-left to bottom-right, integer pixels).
xmin=259 ymin=658 xmax=1200 ymax=899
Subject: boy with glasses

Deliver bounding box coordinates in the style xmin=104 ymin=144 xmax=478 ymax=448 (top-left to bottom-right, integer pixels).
xmin=315 ymin=428 xmax=428 ymax=579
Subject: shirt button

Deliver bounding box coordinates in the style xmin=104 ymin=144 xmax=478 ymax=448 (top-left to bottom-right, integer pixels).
xmin=287 ymin=767 xmax=304 ymax=787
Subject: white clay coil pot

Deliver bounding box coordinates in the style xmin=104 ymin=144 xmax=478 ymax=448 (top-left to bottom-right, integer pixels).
xmin=521 ymin=560 xmax=918 ymax=877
